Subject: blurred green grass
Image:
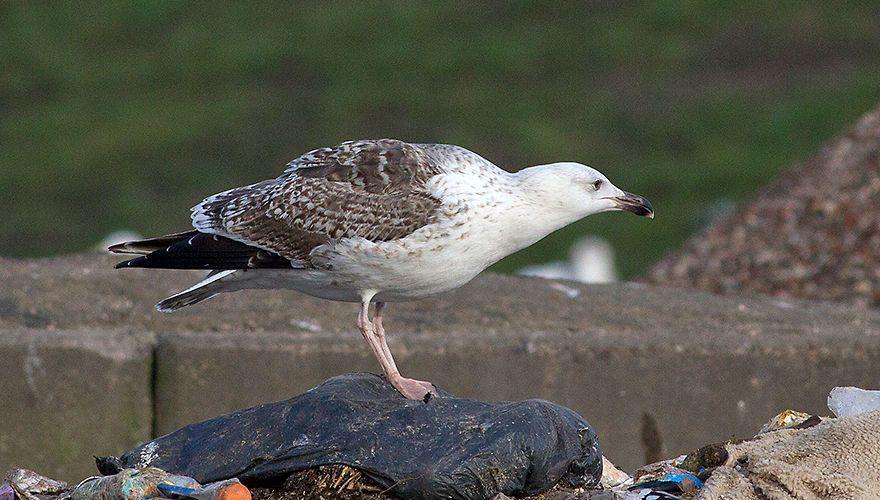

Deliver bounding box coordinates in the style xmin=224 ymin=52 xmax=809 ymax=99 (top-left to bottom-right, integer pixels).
xmin=2 ymin=2 xmax=879 ymax=278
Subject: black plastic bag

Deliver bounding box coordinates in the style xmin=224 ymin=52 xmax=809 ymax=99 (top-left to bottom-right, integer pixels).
xmin=102 ymin=373 xmax=601 ymax=499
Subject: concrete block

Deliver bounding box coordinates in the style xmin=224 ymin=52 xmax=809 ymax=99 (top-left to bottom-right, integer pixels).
xmin=5 ymin=254 xmax=880 ymax=474
xmin=154 ymin=336 xmax=880 ymax=472
xmin=152 ymin=277 xmax=880 ymax=471
xmin=0 ymin=328 xmax=153 ymax=482
xmin=153 ymin=330 xmax=374 ymax=434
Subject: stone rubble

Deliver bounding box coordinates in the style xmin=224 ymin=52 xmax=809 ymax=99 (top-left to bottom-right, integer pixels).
xmin=644 ymin=102 xmax=880 ymax=309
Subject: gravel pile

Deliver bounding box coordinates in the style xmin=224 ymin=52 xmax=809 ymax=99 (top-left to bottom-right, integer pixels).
xmin=643 ymin=103 xmax=880 ymax=308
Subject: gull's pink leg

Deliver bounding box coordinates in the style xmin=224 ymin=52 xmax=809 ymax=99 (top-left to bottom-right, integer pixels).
xmin=357 ymin=301 xmax=394 ymax=371
xmin=371 ymin=302 xmax=398 ymax=373
xmin=372 ymin=302 xmax=437 ymax=400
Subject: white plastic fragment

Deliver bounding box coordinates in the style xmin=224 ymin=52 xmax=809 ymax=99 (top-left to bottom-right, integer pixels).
xmin=828 ymin=386 xmax=880 ymax=417
xmin=600 ymin=455 xmax=632 ymax=488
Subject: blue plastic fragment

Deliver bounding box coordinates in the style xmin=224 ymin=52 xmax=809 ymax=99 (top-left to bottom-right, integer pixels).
xmin=628 ymin=472 xmax=703 ymax=492
xmin=157 ymin=483 xmax=201 ymax=498
xmin=660 ymin=473 xmax=703 ymax=488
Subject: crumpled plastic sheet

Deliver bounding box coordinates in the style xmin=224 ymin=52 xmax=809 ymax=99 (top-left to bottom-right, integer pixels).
xmin=828 ymin=386 xmax=880 ymax=418
xmin=3 ymin=469 xmax=68 ymax=500
xmin=101 ymin=373 xmax=602 ymax=500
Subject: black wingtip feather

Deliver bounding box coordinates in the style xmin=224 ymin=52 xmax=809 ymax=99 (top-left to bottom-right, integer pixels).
xmin=114 ymin=257 xmax=144 ymax=269
xmin=107 ymin=230 xmax=199 ymax=255
xmin=112 ymin=231 xmax=293 ymax=270
xmin=107 ymin=242 xmax=127 ymax=254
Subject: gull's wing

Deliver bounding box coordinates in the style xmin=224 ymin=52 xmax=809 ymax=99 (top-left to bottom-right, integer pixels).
xmin=190 ymin=139 xmax=447 ymax=267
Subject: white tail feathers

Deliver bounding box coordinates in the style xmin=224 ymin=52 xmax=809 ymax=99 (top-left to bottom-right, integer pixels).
xmin=155 ymin=270 xmax=238 ymax=312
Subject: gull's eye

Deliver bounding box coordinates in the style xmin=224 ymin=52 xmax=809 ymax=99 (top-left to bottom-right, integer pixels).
xmin=592 ymin=179 xmax=603 ymax=191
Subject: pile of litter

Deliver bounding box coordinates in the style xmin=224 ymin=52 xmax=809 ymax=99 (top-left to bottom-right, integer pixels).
xmin=4 ymin=377 xmax=880 ymax=500
xmin=593 ymin=385 xmax=880 ymax=499
xmin=1 ymin=468 xmax=248 ymax=500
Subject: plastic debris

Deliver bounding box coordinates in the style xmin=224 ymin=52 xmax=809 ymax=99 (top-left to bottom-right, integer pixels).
xmin=1 ymin=467 xmax=251 ymax=500
xmin=157 ymin=479 xmax=251 ymax=500
xmin=102 ymin=373 xmax=602 ymax=500
xmin=71 ymin=467 xmax=200 ymax=500
xmin=759 ymin=409 xmax=819 ymax=433
xmin=0 ymin=483 xmax=15 ymax=500
xmin=599 ymin=456 xmax=631 ymax=488
xmin=5 ymin=469 xmax=68 ymax=500
xmin=629 ymin=473 xmax=702 ymax=492
xmin=828 ymin=386 xmax=880 ymax=418
xmin=627 ymin=456 xmax=701 ymax=497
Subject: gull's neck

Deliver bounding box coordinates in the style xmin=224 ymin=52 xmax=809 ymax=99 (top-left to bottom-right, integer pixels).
xmin=472 ymin=164 xmax=588 ymax=261
xmin=508 ymin=164 xmax=587 ymax=229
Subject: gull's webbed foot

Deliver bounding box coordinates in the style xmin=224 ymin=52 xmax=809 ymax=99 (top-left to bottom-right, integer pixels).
xmin=388 ymin=373 xmax=437 ymax=401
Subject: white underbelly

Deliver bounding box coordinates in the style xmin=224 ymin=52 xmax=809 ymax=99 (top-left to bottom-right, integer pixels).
xmin=234 ymin=220 xmax=506 ymax=303
xmin=234 ymin=253 xmax=481 ymax=304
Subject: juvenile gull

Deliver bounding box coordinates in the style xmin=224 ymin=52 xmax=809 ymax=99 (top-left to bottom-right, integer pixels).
xmin=110 ymin=139 xmax=654 ymax=400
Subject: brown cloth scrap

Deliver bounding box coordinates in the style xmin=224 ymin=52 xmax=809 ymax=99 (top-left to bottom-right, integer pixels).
xmin=699 ymin=410 xmax=880 ymax=499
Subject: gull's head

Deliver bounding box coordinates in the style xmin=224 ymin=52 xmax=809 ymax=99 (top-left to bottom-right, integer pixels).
xmin=520 ymin=162 xmax=654 ymax=219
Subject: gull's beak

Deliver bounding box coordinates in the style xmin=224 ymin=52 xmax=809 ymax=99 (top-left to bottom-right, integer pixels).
xmin=611 ymin=191 xmax=654 ymax=219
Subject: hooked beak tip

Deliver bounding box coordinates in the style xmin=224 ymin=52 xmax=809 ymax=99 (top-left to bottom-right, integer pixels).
xmin=613 ymin=192 xmax=654 ymax=218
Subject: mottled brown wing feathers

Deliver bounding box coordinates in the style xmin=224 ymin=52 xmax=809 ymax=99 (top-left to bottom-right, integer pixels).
xmin=191 ymin=139 xmax=445 ymax=266
xmin=290 ymin=139 xmax=441 ymax=194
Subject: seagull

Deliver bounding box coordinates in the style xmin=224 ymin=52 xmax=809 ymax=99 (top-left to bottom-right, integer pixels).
xmin=110 ymin=139 xmax=653 ymax=400
xmin=517 ymin=236 xmax=619 ymax=284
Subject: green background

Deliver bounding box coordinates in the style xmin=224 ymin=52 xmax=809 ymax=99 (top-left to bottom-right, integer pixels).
xmin=3 ymin=2 xmax=879 ymax=277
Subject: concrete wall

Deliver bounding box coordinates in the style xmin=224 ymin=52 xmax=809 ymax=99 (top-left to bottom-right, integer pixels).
xmin=0 ymin=329 xmax=153 ymax=481
xmin=2 ymin=253 xmax=880 ymax=481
